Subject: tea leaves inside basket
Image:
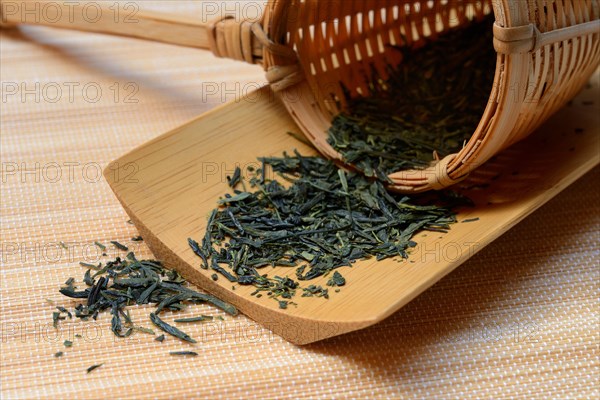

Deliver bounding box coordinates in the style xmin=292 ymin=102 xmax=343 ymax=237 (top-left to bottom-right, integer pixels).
xmin=327 ymin=16 xmax=497 ymax=181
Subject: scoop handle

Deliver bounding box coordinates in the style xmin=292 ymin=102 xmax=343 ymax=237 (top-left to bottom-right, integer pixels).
xmin=0 ymin=0 xmax=262 ymax=58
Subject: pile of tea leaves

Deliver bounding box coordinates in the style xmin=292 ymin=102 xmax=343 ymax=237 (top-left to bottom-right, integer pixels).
xmin=56 ymin=250 xmax=236 ymax=343
xmin=327 ymin=16 xmax=496 ymax=180
xmin=189 ymin=152 xmax=468 ymax=308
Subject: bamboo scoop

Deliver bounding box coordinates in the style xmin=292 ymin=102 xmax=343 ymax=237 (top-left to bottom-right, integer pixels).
xmin=102 ymin=75 xmax=599 ymax=344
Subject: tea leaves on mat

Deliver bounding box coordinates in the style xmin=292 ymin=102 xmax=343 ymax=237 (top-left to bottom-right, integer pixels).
xmin=54 ymin=251 xmax=237 ymax=344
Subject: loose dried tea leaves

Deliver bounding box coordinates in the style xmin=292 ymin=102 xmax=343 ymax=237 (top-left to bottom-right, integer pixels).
xmin=174 ymin=315 xmax=213 ymax=323
xmin=302 ymin=285 xmax=329 ymax=298
xmin=80 ymin=262 xmax=100 ymax=269
xmin=227 ymin=167 xmax=242 ymax=188
xmin=54 ymin=251 xmax=237 ymax=344
xmin=133 ymin=326 xmax=155 ymax=335
xmin=150 ymin=313 xmax=196 ymax=343
xmin=86 ymin=364 xmax=103 ymax=373
xmin=326 ymin=271 xmax=345 ymax=287
xmin=327 ymin=17 xmax=496 ymax=179
xmin=52 ymin=312 xmax=65 ymax=328
xmin=110 ymin=241 xmax=129 ymax=251
xmin=190 ymin=151 xmax=462 ymax=307
xmin=169 ymin=351 xmax=198 ymax=356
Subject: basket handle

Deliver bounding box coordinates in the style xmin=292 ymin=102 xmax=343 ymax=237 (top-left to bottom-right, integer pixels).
xmin=0 ymin=0 xmax=263 ymax=62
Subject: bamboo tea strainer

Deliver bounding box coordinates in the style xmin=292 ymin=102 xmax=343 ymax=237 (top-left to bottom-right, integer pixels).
xmin=3 ymin=0 xmax=599 ymax=192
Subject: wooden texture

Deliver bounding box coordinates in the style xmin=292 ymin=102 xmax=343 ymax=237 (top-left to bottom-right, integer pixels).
xmin=1 ymin=0 xmax=233 ymax=51
xmin=1 ymin=1 xmax=599 ymax=398
xmin=0 ymin=0 xmax=266 ymax=59
xmin=104 ymin=73 xmax=600 ymax=345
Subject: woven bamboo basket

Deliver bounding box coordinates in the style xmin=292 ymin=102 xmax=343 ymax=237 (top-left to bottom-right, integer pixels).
xmin=3 ymin=0 xmax=599 ymax=192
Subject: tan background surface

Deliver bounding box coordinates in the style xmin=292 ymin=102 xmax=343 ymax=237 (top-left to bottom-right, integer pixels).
xmin=1 ymin=1 xmax=598 ymax=398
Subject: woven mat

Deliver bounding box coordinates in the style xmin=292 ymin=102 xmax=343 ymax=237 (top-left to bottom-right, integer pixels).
xmin=1 ymin=2 xmax=598 ymax=398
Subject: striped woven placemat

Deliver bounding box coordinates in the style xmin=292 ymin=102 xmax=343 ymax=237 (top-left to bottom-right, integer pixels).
xmin=1 ymin=2 xmax=598 ymax=398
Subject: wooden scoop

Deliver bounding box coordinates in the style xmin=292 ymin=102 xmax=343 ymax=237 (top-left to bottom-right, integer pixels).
xmin=104 ymin=73 xmax=599 ymax=344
